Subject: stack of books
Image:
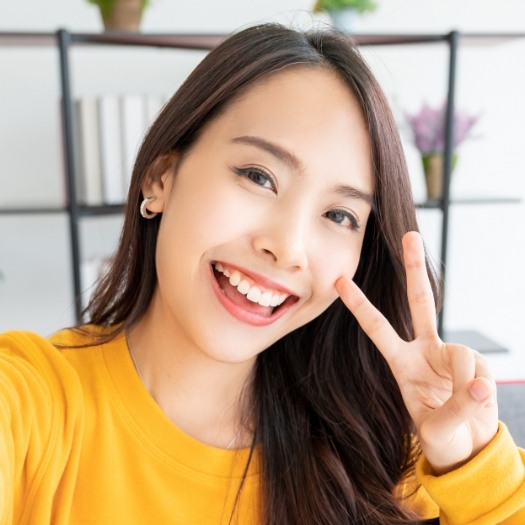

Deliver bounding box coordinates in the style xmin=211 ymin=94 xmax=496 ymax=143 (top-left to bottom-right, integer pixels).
xmin=73 ymin=94 xmax=168 ymax=205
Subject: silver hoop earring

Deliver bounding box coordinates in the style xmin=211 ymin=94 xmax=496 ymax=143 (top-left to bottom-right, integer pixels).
xmin=140 ymin=196 xmax=158 ymax=219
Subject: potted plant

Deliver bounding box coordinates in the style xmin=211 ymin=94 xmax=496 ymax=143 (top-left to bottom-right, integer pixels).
xmin=406 ymin=103 xmax=480 ymax=200
xmin=313 ymin=0 xmax=378 ymax=31
xmin=86 ymin=0 xmax=150 ymax=32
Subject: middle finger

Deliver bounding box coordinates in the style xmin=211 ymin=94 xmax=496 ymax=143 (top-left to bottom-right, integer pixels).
xmin=403 ymin=232 xmax=438 ymax=339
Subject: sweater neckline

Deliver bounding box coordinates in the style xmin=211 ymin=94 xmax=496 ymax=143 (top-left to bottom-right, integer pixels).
xmin=99 ymin=330 xmax=260 ymax=480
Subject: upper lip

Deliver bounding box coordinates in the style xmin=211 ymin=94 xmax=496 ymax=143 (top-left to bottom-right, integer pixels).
xmin=213 ymin=261 xmax=300 ymax=298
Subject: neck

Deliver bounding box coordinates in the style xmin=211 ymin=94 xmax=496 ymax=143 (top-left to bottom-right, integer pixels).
xmin=127 ymin=305 xmax=256 ymax=449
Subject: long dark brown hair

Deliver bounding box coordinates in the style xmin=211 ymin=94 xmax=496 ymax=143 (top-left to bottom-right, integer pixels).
xmin=83 ymin=24 xmax=440 ymax=524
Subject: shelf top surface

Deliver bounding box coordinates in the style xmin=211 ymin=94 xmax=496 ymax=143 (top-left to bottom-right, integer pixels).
xmin=2 ymin=30 xmax=525 ymax=49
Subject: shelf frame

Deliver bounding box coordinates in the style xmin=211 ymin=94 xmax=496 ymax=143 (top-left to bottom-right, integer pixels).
xmin=2 ymin=28 xmax=524 ymax=332
xmin=57 ymin=29 xmax=84 ymax=319
xmin=436 ymin=30 xmax=459 ymax=336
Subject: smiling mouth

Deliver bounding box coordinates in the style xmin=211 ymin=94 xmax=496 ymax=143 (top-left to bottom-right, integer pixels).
xmin=211 ymin=261 xmax=298 ymax=320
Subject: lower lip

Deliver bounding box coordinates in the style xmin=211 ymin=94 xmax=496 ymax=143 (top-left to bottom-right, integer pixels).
xmin=209 ymin=265 xmax=294 ymax=326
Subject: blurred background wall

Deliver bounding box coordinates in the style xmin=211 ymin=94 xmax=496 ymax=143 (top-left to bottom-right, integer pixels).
xmin=1 ymin=0 xmax=524 ymax=380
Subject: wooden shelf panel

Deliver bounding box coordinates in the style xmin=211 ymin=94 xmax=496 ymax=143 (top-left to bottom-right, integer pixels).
xmin=70 ymin=32 xmax=225 ymax=50
xmin=2 ymin=31 xmax=524 ymax=50
xmin=0 ymin=32 xmax=56 ymax=46
xmin=0 ymin=31 xmax=225 ymax=50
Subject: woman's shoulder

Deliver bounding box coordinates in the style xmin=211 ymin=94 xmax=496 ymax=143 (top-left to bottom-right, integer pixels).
xmin=49 ymin=324 xmax=116 ymax=348
xmin=0 ymin=329 xmax=82 ymax=390
xmin=0 ymin=325 xmax=117 ymax=393
xmin=0 ymin=329 xmax=65 ymax=366
xmin=0 ymin=330 xmax=85 ymax=447
xmin=0 ymin=326 xmax=96 ymax=363
xmin=0 ymin=329 xmax=88 ymax=508
xmin=0 ymin=324 xmax=101 ymax=349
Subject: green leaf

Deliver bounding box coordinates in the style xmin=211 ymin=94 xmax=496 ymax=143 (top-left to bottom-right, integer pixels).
xmin=313 ymin=0 xmax=377 ymax=14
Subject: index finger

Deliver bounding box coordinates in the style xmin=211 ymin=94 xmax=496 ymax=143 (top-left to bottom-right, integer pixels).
xmin=335 ymin=276 xmax=401 ymax=362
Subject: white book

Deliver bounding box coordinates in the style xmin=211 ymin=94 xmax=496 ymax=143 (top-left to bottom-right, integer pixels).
xmin=71 ymin=99 xmax=86 ymax=204
xmin=120 ymin=94 xmax=146 ymax=197
xmin=74 ymin=97 xmax=103 ymax=205
xmin=98 ymin=95 xmax=125 ymax=204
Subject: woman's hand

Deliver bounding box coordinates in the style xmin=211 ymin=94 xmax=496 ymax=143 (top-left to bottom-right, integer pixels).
xmin=335 ymin=231 xmax=499 ymax=475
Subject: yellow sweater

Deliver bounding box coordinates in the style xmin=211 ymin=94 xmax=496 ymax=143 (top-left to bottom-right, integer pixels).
xmin=1 ymin=329 xmax=524 ymax=524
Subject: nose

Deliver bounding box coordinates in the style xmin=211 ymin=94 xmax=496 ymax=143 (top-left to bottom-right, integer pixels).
xmin=252 ymin=213 xmax=309 ymax=271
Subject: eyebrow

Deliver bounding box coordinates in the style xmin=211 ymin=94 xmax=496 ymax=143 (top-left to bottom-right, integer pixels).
xmin=232 ymin=135 xmax=303 ymax=170
xmin=232 ymin=134 xmax=374 ymax=206
xmin=331 ymin=184 xmax=374 ymax=206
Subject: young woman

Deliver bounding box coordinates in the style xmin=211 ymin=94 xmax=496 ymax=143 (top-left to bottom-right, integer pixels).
xmin=1 ymin=24 xmax=524 ymax=524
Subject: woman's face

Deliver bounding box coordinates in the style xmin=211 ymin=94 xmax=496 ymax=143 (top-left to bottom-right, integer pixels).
xmin=144 ymin=66 xmax=374 ymax=364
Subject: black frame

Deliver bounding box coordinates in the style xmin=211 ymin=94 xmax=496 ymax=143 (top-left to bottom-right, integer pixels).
xmin=0 ymin=29 xmax=522 ymax=336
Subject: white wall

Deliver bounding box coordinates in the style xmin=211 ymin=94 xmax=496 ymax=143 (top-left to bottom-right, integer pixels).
xmin=1 ymin=0 xmax=524 ymax=379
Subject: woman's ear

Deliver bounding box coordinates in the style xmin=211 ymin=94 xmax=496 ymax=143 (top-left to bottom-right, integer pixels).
xmin=140 ymin=153 xmax=179 ymax=213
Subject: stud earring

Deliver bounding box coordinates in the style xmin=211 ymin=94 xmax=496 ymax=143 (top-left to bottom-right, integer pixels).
xmin=140 ymin=196 xmax=158 ymax=219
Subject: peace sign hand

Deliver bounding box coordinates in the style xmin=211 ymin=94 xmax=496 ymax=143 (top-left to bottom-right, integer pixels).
xmin=336 ymin=231 xmax=499 ymax=475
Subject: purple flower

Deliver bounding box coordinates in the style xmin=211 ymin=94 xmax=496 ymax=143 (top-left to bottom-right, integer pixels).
xmin=406 ymin=103 xmax=480 ymax=154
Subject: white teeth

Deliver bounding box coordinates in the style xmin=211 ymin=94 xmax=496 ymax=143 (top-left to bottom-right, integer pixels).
xmin=259 ymin=291 xmax=272 ymax=307
xmin=214 ymin=263 xmax=290 ymax=308
xmin=246 ymin=286 xmax=261 ymax=303
xmin=229 ymin=270 xmax=241 ymax=287
xmin=237 ymin=279 xmax=250 ymax=295
xmin=271 ymin=294 xmax=288 ymax=307
xmin=270 ymin=295 xmax=281 ymax=307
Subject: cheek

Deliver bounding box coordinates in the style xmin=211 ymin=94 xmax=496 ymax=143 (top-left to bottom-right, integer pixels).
xmin=154 ymin=221 xmax=186 ymax=293
xmin=159 ymin=196 xmax=239 ymax=258
xmin=176 ymin=184 xmax=257 ymax=244
xmin=312 ymin=240 xmax=363 ymax=305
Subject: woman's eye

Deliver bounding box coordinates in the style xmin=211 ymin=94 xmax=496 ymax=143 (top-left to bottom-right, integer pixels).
xmin=235 ymin=167 xmax=276 ymax=191
xmin=324 ymin=209 xmax=360 ymax=231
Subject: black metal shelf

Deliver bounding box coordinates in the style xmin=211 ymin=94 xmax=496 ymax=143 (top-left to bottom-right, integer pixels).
xmin=1 ymin=28 xmax=523 ymax=331
xmin=78 ymin=204 xmax=126 ymax=216
xmin=0 ymin=207 xmax=66 ymax=215
xmin=0 ymin=204 xmax=126 ymax=218
xmin=416 ymin=196 xmax=522 ymax=209
xmin=3 ymin=195 xmax=519 ymax=217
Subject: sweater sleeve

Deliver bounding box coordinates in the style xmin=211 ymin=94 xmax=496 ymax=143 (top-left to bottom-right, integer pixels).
xmin=0 ymin=331 xmax=84 ymax=524
xmin=416 ymin=422 xmax=525 ymax=524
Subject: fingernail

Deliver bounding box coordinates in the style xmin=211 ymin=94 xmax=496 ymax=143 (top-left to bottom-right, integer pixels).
xmin=469 ymin=380 xmax=491 ymax=402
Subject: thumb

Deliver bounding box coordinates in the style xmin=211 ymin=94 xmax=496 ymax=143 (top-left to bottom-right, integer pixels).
xmin=419 ymin=378 xmax=494 ymax=457
xmin=467 ymin=377 xmax=494 ymax=404
xmin=425 ymin=377 xmax=493 ymax=438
